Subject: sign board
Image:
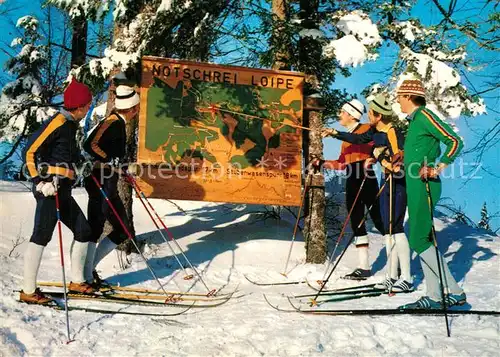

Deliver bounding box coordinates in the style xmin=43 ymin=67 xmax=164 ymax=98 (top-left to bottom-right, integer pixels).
xmin=136 ymin=56 xmax=304 ymax=206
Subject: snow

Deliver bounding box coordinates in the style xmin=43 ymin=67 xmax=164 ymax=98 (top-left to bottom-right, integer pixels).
xmin=10 ymin=38 xmax=22 ymax=47
xmin=157 ymin=0 xmax=173 ymax=13
xmin=0 ymin=181 xmax=498 ymax=356
xmin=324 ymin=35 xmax=369 ymax=67
xmin=16 ymin=16 xmax=38 ymax=30
xmin=194 ymin=13 xmax=210 ymax=37
xmin=298 ymin=29 xmax=324 ymax=39
xmin=402 ymin=48 xmax=461 ymax=94
xmin=335 ymin=10 xmax=381 ymax=46
xmin=394 ymin=21 xmax=425 ymax=43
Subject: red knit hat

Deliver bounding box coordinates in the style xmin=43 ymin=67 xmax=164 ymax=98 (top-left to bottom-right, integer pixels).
xmin=64 ymin=79 xmax=92 ymax=110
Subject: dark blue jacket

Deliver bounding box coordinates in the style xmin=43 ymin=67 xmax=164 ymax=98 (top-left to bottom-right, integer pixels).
xmin=23 ymin=111 xmax=79 ymax=184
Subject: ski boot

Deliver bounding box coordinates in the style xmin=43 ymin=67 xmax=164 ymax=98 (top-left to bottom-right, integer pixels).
xmin=68 ymin=281 xmax=97 ymax=294
xmin=374 ymin=277 xmax=396 ymax=291
xmin=342 ymin=268 xmax=371 ymax=280
xmin=398 ymin=296 xmax=442 ymax=310
xmin=19 ymin=288 xmax=55 ymax=305
xmin=91 ymin=270 xmax=112 ymax=292
xmin=445 ymin=292 xmax=467 ymax=307
xmin=390 ymin=279 xmax=414 ymax=293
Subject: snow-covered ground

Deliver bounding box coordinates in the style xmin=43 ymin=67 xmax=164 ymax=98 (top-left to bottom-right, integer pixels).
xmin=0 ymin=181 xmax=498 ymax=356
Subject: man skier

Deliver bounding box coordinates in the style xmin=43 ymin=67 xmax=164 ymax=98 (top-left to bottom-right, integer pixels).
xmin=20 ymin=79 xmax=96 ymax=305
xmin=314 ymin=99 xmax=385 ymax=280
xmin=323 ymin=94 xmax=413 ymax=292
xmin=83 ymin=85 xmax=140 ymax=287
xmin=395 ymin=79 xmax=466 ymax=309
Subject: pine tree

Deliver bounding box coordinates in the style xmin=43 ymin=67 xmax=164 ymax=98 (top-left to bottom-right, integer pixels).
xmin=478 ymin=202 xmax=491 ymax=231
xmin=0 ymin=16 xmax=47 ymax=163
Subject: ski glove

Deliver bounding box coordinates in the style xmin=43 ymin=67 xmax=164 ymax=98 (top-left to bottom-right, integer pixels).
xmin=419 ymin=166 xmax=439 ymax=181
xmin=36 ymin=181 xmax=56 ymax=197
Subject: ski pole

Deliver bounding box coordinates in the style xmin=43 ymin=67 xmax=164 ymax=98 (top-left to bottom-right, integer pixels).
xmin=310 ymin=174 xmax=391 ymax=305
xmin=319 ymin=175 xmax=367 ymax=284
xmin=425 ymin=180 xmax=451 ymax=337
xmin=125 ymin=173 xmax=216 ymax=296
xmin=54 ymin=177 xmax=72 ymax=343
xmin=124 ymin=175 xmax=194 ymax=281
xmin=90 ymin=174 xmax=173 ymax=298
xmin=281 ymin=171 xmax=312 ymax=276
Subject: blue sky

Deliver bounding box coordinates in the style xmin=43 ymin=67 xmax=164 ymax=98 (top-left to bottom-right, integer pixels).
xmin=1 ymin=0 xmax=498 ymax=228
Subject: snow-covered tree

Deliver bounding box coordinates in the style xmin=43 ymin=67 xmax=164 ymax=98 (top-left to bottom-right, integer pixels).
xmin=478 ymin=202 xmax=491 ymax=231
xmin=0 ymin=16 xmax=47 ymax=162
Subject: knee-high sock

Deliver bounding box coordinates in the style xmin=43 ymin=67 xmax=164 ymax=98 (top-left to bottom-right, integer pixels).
xmin=84 ymin=242 xmax=97 ymax=282
xmin=23 ymin=242 xmax=45 ymax=294
xmin=355 ymin=235 xmax=370 ymax=270
xmin=70 ymin=241 xmax=89 ymax=283
xmin=419 ymin=245 xmax=463 ymax=300
xmin=93 ymin=236 xmax=117 ymax=268
xmin=385 ymin=235 xmax=399 ymax=279
xmin=394 ymin=233 xmax=412 ymax=282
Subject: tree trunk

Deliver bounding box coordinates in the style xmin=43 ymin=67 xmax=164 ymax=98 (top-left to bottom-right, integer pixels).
xmin=299 ymin=0 xmax=326 ymax=263
xmin=70 ymin=6 xmax=87 ymax=67
xmin=271 ymin=0 xmax=290 ymax=71
xmin=102 ymin=26 xmax=139 ymax=254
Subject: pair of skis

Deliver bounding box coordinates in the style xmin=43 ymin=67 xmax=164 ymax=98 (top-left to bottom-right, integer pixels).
xmin=245 ymin=276 xmax=500 ymax=316
xmin=27 ymin=281 xmax=239 ymax=316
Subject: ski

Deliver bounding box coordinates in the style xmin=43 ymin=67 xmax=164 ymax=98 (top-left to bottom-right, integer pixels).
xmin=294 ymin=291 xmax=385 ymax=306
xmin=19 ymin=298 xmax=194 ymax=316
xmin=294 ymin=287 xmax=385 ymax=298
xmin=43 ymin=289 xmax=235 ymax=308
xmin=305 ymin=278 xmax=377 ymax=293
xmin=38 ymin=281 xmax=228 ymax=298
xmin=244 ymin=274 xmax=306 ymax=286
xmin=263 ymin=295 xmax=500 ymax=316
xmin=41 ymin=288 xmax=234 ymax=303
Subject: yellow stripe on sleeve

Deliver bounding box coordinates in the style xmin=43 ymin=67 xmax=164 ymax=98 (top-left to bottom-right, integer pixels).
xmin=25 ymin=114 xmax=66 ymax=178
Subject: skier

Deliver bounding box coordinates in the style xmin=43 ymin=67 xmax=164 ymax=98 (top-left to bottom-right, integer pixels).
xmin=314 ymin=99 xmax=385 ymax=280
xmin=395 ymin=79 xmax=466 ymax=309
xmin=20 ymin=79 xmax=96 ymax=305
xmin=323 ymin=94 xmax=413 ymax=292
xmin=82 ymin=85 xmax=140 ymax=287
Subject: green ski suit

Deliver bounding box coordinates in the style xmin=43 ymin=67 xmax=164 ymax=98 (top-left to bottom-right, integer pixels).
xmin=403 ymin=106 xmax=463 ymax=254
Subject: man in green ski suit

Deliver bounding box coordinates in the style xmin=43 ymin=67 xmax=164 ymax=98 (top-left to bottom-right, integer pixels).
xmin=396 ymin=79 xmax=467 ymax=310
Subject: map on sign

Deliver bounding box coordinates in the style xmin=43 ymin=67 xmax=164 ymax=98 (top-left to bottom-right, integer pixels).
xmin=136 ymin=57 xmax=304 ymax=206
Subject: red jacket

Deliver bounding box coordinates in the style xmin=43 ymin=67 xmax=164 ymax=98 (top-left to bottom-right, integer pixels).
xmin=324 ymin=123 xmax=373 ymax=170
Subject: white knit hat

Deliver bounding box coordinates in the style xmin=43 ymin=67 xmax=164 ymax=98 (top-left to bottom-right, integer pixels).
xmin=115 ymin=85 xmax=140 ymax=110
xmin=341 ymin=99 xmax=365 ymax=120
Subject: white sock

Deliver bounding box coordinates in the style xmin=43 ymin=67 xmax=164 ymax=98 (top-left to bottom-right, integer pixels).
xmin=394 ymin=233 xmax=412 ymax=282
xmin=84 ymin=242 xmax=97 ymax=283
xmin=357 ymin=245 xmax=369 ymax=270
xmin=70 ymin=241 xmax=88 ymax=283
xmin=93 ymin=236 xmax=117 ymax=268
xmin=23 ymin=242 xmax=45 ymax=294
xmin=420 ymin=245 xmax=463 ymax=300
xmin=385 ymin=235 xmax=399 ymax=279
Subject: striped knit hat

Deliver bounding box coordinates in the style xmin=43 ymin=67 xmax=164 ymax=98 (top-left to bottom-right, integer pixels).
xmin=369 ymin=94 xmax=393 ymax=116
xmin=397 ymin=79 xmax=426 ymax=98
xmin=341 ymin=99 xmax=365 ymax=120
